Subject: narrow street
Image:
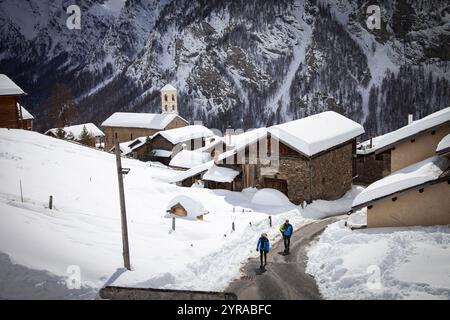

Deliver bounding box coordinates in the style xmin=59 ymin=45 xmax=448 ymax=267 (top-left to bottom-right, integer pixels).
xmin=226 ymin=216 xmax=344 ymax=300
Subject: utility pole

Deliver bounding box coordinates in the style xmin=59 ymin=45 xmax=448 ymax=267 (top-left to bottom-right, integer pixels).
xmin=115 ymin=137 xmax=131 ymax=270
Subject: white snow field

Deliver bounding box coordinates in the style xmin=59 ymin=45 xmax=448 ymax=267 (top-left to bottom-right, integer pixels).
xmin=307 ymin=215 xmax=450 ymax=300
xmin=0 ymin=129 xmax=318 ymax=299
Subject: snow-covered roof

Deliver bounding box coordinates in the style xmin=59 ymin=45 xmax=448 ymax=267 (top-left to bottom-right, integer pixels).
xmin=45 ymin=123 xmax=104 ymax=140
xmin=352 ymin=156 xmax=449 ymax=208
xmin=358 ymin=107 xmax=450 ymax=155
xmin=202 ymin=164 xmax=239 ymax=183
xmin=152 ymin=149 xmax=172 ymax=158
xmin=169 ymin=161 xmax=239 ymax=184
xmin=170 ymin=161 xmax=213 ymax=183
xmin=269 ymin=111 xmax=364 ymax=157
xmin=113 ymin=136 xmax=149 ymax=155
xmin=155 ymin=125 xmax=214 ymax=145
xmin=161 ymin=84 xmax=176 ymax=91
xmin=17 ymin=103 xmax=34 ymax=120
xmin=166 ymin=195 xmax=208 ymax=220
xmin=436 ymin=134 xmax=450 ymax=155
xmin=101 ymin=112 xmax=187 ymax=130
xmin=0 ymin=74 xmax=25 ymax=96
xmin=169 ymin=149 xmax=211 ymax=169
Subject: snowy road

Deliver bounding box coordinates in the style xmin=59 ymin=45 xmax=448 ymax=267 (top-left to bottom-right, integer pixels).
xmin=226 ymin=216 xmax=344 ymax=300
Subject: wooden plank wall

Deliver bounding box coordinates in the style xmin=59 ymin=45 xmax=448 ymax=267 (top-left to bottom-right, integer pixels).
xmin=0 ymin=96 xmax=20 ymax=128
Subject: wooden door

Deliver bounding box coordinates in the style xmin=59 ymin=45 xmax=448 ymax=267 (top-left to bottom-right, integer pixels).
xmin=263 ymin=178 xmax=288 ymax=195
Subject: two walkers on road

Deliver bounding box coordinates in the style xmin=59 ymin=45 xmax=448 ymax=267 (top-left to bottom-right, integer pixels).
xmin=256 ymin=219 xmax=294 ymax=269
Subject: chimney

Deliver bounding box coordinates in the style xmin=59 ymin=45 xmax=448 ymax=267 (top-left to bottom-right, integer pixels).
xmin=369 ymin=137 xmax=373 ymax=149
xmin=408 ymin=114 xmax=414 ymax=125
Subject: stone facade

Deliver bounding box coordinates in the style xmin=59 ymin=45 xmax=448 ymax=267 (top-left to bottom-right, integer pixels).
xmin=355 ymin=150 xmax=391 ymax=185
xmin=103 ymin=116 xmax=188 ymax=151
xmin=219 ymin=140 xmax=356 ymax=205
xmin=271 ymin=142 xmax=354 ymax=204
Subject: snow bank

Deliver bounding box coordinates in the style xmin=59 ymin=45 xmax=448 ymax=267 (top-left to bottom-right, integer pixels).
xmin=307 ymin=221 xmax=450 ymax=299
xmin=251 ymin=189 xmax=292 ymax=207
xmin=437 ymin=133 xmax=450 ymax=153
xmin=353 ymin=156 xmax=449 ymax=208
xmin=269 ymin=111 xmax=364 ymax=157
xmin=304 ymin=186 xmax=364 ymax=219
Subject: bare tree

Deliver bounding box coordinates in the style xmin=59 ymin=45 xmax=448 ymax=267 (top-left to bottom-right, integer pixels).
xmin=47 ymin=82 xmax=77 ymax=128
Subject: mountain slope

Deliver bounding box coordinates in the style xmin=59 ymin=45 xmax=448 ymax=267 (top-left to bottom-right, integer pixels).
xmin=0 ymin=0 xmax=449 ymax=136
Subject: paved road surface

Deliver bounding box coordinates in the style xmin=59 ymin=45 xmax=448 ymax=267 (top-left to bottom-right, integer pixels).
xmin=226 ymin=216 xmax=344 ymax=300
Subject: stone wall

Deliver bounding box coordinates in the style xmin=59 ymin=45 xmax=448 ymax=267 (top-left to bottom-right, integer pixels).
xmin=355 ymin=150 xmax=391 ymax=185
xmin=103 ymin=116 xmax=188 ymax=151
xmin=310 ymin=142 xmax=353 ymax=201
xmin=271 ymin=142 xmax=355 ymax=205
xmin=103 ymin=127 xmax=158 ymax=151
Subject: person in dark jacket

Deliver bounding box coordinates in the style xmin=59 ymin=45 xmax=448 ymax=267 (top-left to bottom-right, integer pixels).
xmin=280 ymin=219 xmax=293 ymax=254
xmin=256 ymin=233 xmax=270 ymax=268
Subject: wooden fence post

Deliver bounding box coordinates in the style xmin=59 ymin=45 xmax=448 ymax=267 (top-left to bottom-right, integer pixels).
xmin=172 ymin=217 xmax=176 ymax=231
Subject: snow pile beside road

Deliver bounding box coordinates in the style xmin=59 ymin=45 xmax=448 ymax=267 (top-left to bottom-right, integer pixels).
xmin=303 ymin=186 xmax=364 ymax=219
xmin=307 ymin=221 xmax=450 ymax=299
xmin=251 ymin=188 xmax=293 ymax=207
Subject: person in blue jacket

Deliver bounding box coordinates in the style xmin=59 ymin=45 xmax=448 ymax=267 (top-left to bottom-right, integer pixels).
xmin=280 ymin=219 xmax=293 ymax=254
xmin=256 ymin=233 xmax=270 ymax=268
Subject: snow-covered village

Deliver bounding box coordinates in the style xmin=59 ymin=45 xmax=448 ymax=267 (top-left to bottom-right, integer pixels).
xmin=0 ymin=0 xmax=449 ymax=307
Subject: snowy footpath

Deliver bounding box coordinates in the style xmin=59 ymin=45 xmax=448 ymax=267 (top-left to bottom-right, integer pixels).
xmin=307 ymin=211 xmax=450 ymax=300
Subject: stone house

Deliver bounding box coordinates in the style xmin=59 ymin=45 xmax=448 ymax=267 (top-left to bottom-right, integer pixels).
xmin=351 ymin=155 xmax=450 ymax=228
xmin=150 ymin=125 xmax=214 ymax=165
xmin=0 ymin=74 xmax=28 ymax=129
xmin=216 ymin=111 xmax=365 ymax=205
xmin=101 ymin=112 xmax=188 ymax=151
xmin=356 ymin=107 xmax=450 ymax=185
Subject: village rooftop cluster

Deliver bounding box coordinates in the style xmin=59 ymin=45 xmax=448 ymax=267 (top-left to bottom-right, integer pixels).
xmin=0 ymin=73 xmax=449 ymax=230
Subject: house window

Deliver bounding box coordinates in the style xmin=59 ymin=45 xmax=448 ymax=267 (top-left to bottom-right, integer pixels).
xmin=130 ymin=133 xmax=133 ymax=140
xmin=368 ymin=205 xmax=373 ymax=210
xmin=411 ymin=139 xmax=415 ymax=143
xmin=164 ymin=94 xmax=168 ymax=102
xmin=430 ymin=131 xmax=436 ymax=135
xmin=165 ymin=105 xmax=168 ymax=111
xmin=172 ymin=105 xmax=175 ymax=111
xmin=392 ymin=197 xmax=397 ymax=202
xmin=172 ymin=94 xmax=175 ymax=101
xmin=419 ymin=188 xmax=424 ymax=193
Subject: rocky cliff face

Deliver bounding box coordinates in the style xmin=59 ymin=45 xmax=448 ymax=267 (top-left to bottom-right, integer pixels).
xmin=1 ymin=0 xmax=449 ymax=136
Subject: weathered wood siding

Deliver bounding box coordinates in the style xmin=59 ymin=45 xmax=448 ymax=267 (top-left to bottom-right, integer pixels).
xmin=0 ymin=96 xmax=20 ymax=128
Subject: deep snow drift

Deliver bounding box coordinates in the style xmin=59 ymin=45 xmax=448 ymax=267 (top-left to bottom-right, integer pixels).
xmin=307 ymin=215 xmax=450 ymax=300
